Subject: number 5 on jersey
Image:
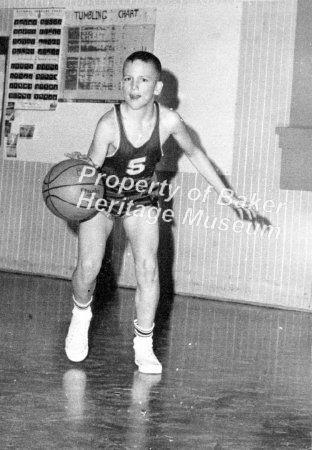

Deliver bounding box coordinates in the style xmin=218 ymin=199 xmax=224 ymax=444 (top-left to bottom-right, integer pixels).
xmin=126 ymin=156 xmax=147 ymax=175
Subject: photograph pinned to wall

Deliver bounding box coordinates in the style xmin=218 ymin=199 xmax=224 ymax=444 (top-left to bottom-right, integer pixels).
xmin=6 ymin=132 xmax=18 ymax=157
xmin=4 ymin=101 xmax=15 ymax=138
xmin=5 ymin=120 xmax=11 ymax=137
xmin=19 ymin=124 xmax=35 ymax=139
xmin=5 ymin=102 xmax=14 ymax=121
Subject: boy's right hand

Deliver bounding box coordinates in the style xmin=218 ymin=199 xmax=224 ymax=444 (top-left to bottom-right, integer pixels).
xmin=65 ymin=152 xmax=101 ymax=170
xmin=64 ymin=151 xmax=88 ymax=160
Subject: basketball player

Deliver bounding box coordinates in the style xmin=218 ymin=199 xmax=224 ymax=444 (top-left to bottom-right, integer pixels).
xmin=65 ymin=51 xmax=257 ymax=373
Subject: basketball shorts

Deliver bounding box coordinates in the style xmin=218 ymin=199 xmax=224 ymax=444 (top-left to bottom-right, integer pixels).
xmin=99 ymin=189 xmax=159 ymax=220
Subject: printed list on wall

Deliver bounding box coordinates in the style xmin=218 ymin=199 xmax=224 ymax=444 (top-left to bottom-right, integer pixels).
xmin=7 ymin=8 xmax=64 ymax=111
xmin=59 ymin=8 xmax=156 ymax=102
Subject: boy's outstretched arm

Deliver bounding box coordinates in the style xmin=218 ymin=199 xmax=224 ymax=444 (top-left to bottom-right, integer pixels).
xmin=168 ymin=110 xmax=257 ymax=222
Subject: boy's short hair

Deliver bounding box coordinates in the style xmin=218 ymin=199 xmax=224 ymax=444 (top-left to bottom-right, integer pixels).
xmin=123 ymin=51 xmax=162 ymax=79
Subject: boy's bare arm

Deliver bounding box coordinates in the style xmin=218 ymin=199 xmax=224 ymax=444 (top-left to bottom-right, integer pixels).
xmin=167 ymin=110 xmax=228 ymax=194
xmin=167 ymin=110 xmax=257 ymax=221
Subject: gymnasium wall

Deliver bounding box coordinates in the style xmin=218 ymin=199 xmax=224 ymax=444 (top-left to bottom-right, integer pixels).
xmin=0 ymin=0 xmax=311 ymax=312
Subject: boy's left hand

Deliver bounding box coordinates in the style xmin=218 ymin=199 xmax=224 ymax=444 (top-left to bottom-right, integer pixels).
xmin=231 ymin=200 xmax=257 ymax=222
xmin=230 ymin=198 xmax=272 ymax=230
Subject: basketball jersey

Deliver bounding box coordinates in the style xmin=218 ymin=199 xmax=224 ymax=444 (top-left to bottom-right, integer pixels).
xmin=101 ymin=102 xmax=162 ymax=200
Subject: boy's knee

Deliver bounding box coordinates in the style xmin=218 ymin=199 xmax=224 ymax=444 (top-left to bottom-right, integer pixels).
xmin=77 ymin=258 xmax=101 ymax=281
xmin=135 ymin=256 xmax=158 ymax=280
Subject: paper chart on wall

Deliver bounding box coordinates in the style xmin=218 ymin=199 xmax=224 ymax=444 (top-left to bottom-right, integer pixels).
xmin=59 ymin=8 xmax=156 ymax=102
xmin=7 ymin=8 xmax=64 ymax=111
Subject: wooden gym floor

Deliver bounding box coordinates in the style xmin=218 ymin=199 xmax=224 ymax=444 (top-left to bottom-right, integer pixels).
xmin=0 ymin=270 xmax=311 ymax=449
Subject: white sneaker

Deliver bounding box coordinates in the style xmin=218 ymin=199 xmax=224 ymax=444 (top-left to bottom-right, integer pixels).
xmin=133 ymin=336 xmax=162 ymax=374
xmin=65 ymin=306 xmax=92 ymax=362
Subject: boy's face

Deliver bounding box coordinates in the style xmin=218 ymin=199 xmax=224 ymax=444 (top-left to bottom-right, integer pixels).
xmin=122 ymin=59 xmax=163 ymax=109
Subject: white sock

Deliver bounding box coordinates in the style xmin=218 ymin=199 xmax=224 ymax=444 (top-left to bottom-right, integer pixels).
xmin=134 ymin=319 xmax=154 ymax=338
xmin=73 ymin=295 xmax=93 ymax=311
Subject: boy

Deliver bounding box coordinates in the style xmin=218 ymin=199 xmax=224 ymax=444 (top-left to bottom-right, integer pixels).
xmin=65 ymin=51 xmax=256 ymax=374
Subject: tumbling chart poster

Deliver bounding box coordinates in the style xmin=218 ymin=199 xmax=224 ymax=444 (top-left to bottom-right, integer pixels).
xmin=7 ymin=8 xmax=64 ymax=111
xmin=59 ymin=8 xmax=156 ymax=102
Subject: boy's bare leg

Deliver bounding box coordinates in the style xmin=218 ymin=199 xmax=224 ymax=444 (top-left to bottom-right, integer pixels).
xmin=123 ymin=208 xmax=159 ymax=329
xmin=72 ymin=212 xmax=114 ymax=305
xmin=65 ymin=212 xmax=114 ymax=362
xmin=124 ymin=207 xmax=162 ymax=374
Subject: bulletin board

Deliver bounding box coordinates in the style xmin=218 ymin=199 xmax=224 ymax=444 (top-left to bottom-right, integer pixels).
xmin=7 ymin=8 xmax=64 ymax=111
xmin=1 ymin=2 xmax=241 ymax=175
xmin=2 ymin=6 xmax=156 ymax=162
xmin=59 ymin=8 xmax=156 ymax=102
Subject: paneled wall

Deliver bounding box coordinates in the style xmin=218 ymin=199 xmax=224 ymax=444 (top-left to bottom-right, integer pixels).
xmin=107 ymin=0 xmax=312 ymax=312
xmin=0 ymin=0 xmax=311 ymax=312
xmin=231 ymin=0 xmax=311 ymax=310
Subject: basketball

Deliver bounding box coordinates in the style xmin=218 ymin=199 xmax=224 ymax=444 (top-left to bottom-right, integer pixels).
xmin=42 ymin=159 xmax=105 ymax=221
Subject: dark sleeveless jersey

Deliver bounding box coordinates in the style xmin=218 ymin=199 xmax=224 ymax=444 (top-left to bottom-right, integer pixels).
xmin=100 ymin=102 xmax=162 ymax=201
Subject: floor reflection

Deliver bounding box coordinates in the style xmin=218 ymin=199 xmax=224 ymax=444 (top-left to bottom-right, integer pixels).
xmin=125 ymin=371 xmax=162 ymax=449
xmin=63 ymin=369 xmax=87 ymax=422
xmin=0 ymin=271 xmax=311 ymax=449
